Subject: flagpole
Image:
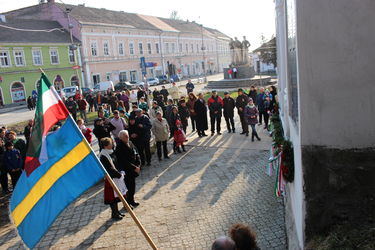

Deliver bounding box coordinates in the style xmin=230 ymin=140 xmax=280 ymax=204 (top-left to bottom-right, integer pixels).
xmin=66 ymin=114 xmax=158 ymax=250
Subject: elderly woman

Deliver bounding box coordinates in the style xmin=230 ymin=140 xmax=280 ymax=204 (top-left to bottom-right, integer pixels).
xmin=244 ymin=98 xmax=261 ymax=141
xmin=99 ymin=137 xmax=124 ymax=220
xmin=151 ymin=112 xmax=170 ymax=161
xmin=149 ymin=101 xmax=163 ymax=120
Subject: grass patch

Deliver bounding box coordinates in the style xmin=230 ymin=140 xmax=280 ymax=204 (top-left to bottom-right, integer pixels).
xmin=306 ymin=223 xmax=375 ymax=250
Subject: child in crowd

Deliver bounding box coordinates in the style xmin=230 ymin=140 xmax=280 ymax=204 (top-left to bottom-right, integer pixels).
xmin=173 ymin=120 xmax=186 ymax=153
xmin=77 ymin=119 xmax=93 ymax=145
xmin=3 ymin=142 xmax=22 ymax=189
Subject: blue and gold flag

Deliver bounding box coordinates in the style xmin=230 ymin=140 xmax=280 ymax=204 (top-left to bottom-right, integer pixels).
xmin=10 ymin=92 xmax=105 ymax=248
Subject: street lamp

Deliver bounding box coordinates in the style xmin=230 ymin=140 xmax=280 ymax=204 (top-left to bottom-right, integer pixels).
xmin=257 ymin=51 xmax=262 ymax=85
xmin=200 ymin=24 xmax=207 ymax=83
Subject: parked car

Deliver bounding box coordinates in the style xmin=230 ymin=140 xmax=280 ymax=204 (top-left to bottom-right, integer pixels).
xmin=93 ymin=81 xmax=115 ymax=93
xmin=146 ymin=77 xmax=159 ymax=86
xmin=81 ymin=87 xmax=93 ymax=96
xmin=156 ymin=75 xmax=170 ymax=84
xmin=130 ymin=81 xmax=145 ymax=88
xmin=170 ymin=74 xmax=180 ymax=82
xmin=61 ymin=86 xmax=78 ymax=98
xmin=115 ymin=82 xmax=134 ymax=91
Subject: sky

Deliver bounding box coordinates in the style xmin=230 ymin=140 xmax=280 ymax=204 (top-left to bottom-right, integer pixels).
xmin=0 ymin=0 xmax=276 ymax=49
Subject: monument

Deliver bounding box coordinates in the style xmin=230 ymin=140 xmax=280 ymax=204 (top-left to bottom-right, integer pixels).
xmin=206 ymin=36 xmax=270 ymax=89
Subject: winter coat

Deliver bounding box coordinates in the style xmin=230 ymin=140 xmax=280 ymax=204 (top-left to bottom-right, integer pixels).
xmin=115 ymin=141 xmax=141 ymax=177
xmin=169 ymin=86 xmax=180 ymax=99
xmin=160 ymin=89 xmax=169 ymax=101
xmin=135 ymin=114 xmax=152 ymax=141
xmin=256 ymin=93 xmax=265 ymax=111
xmin=187 ymin=98 xmax=197 ymax=116
xmin=65 ymin=100 xmax=77 ymax=114
xmin=138 ymin=102 xmax=149 ymax=112
xmin=151 ymin=118 xmax=170 ymax=142
xmin=149 ymin=106 xmax=163 ymax=120
xmin=194 ymin=99 xmax=208 ymax=131
xmin=207 ymin=96 xmax=224 ymax=116
xmin=169 ymin=112 xmax=181 ymax=133
xmin=165 ymin=104 xmax=174 ymax=122
xmin=178 ymin=105 xmax=190 ymax=127
xmin=77 ymin=99 xmax=87 ymax=111
xmin=223 ymin=97 xmax=235 ymax=118
xmin=152 ymin=90 xmax=160 ymax=100
xmin=93 ymin=123 xmax=115 ymax=142
xmin=244 ymin=105 xmax=259 ymax=125
xmin=235 ymin=94 xmax=249 ymax=115
xmin=3 ymin=149 xmax=22 ymax=171
xmin=128 ymin=123 xmax=143 ymax=146
xmin=186 ymin=82 xmax=195 ymax=93
xmin=248 ymin=90 xmax=257 ymax=105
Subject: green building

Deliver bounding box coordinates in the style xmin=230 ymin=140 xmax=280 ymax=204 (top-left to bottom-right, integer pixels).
xmin=0 ymin=18 xmax=82 ymax=105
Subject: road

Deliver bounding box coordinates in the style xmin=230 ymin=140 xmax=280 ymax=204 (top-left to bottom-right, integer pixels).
xmin=0 ymin=115 xmax=286 ymax=249
xmin=0 ymin=74 xmax=224 ymax=127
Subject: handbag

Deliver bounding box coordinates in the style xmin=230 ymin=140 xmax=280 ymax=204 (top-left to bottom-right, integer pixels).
xmin=113 ymin=173 xmax=128 ymax=198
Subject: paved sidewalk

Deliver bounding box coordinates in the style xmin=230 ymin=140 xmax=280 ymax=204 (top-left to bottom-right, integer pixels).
xmin=0 ymin=118 xmax=286 ymax=249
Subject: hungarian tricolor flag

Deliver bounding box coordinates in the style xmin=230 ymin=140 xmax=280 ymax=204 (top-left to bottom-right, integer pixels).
xmin=24 ymin=73 xmax=69 ymax=176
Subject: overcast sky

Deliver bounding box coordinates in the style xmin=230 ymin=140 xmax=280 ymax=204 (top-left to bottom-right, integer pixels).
xmin=1 ymin=0 xmax=276 ymax=48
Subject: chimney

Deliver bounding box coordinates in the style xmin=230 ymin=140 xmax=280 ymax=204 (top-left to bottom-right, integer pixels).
xmin=0 ymin=15 xmax=6 ymax=23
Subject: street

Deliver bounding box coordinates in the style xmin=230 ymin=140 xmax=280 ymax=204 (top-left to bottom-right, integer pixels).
xmin=0 ymin=116 xmax=286 ymax=249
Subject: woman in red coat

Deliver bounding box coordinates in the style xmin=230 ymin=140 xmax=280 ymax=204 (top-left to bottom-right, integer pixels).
xmin=99 ymin=137 xmax=125 ymax=220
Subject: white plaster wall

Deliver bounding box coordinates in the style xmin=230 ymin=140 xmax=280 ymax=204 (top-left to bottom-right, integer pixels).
xmin=297 ymin=0 xmax=375 ymax=149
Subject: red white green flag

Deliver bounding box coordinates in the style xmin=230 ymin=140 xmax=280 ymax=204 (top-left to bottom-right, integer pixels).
xmin=24 ymin=73 xmax=69 ymax=176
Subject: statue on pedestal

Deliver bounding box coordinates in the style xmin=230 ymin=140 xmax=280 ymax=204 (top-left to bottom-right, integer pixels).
xmin=229 ymin=38 xmax=235 ymax=65
xmin=241 ymin=36 xmax=251 ymax=65
xmin=233 ymin=37 xmax=242 ymax=65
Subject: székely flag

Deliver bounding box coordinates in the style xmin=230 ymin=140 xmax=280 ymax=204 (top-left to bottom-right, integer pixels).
xmin=10 ymin=73 xmax=105 ymax=249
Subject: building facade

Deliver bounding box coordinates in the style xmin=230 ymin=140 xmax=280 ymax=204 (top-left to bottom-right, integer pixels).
xmin=0 ymin=18 xmax=82 ymax=105
xmin=4 ymin=1 xmax=231 ymax=88
xmin=275 ymin=0 xmax=375 ymax=249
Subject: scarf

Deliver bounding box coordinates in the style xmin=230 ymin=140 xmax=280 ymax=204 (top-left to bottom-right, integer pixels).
xmin=99 ymin=148 xmax=114 ymax=166
xmin=248 ymin=104 xmax=255 ymax=109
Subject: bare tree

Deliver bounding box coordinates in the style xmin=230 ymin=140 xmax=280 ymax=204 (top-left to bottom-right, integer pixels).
xmin=170 ymin=10 xmax=181 ymax=20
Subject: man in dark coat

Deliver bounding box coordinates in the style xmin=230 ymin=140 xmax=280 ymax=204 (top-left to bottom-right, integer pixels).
xmin=135 ymin=109 xmax=152 ymax=166
xmin=23 ymin=119 xmax=33 ymax=145
xmin=65 ymin=96 xmax=78 ymax=121
xmin=207 ymin=90 xmax=224 ymax=136
xmin=128 ymin=116 xmax=143 ymax=149
xmin=235 ymin=88 xmax=249 ymax=134
xmin=137 ymin=87 xmax=147 ymax=102
xmin=223 ymin=92 xmax=236 ymax=133
xmin=248 ymin=86 xmax=257 ymax=105
xmin=160 ymin=86 xmax=169 ymax=104
xmin=152 ymin=88 xmax=160 ymax=100
xmin=194 ymin=93 xmax=208 ymax=137
xmin=178 ymin=100 xmax=190 ymax=134
xmin=93 ymin=118 xmax=116 ymax=150
xmin=115 ymin=130 xmax=141 ymax=207
xmin=185 ymin=79 xmax=195 ymax=94
xmin=256 ymin=87 xmax=265 ymax=125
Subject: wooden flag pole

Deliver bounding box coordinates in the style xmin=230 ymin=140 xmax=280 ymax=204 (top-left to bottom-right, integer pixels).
xmin=105 ymin=175 xmax=158 ymax=250
xmin=64 ymin=112 xmax=159 ymax=250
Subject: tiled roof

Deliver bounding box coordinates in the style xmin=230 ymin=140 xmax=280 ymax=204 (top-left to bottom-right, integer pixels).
xmin=0 ymin=18 xmax=79 ymax=44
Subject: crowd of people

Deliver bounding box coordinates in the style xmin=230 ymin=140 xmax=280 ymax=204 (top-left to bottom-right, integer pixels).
xmin=1 ymin=79 xmax=278 ymax=224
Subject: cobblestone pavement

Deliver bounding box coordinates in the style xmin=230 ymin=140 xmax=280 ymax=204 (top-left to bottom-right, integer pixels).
xmin=0 ymin=118 xmax=286 ymax=249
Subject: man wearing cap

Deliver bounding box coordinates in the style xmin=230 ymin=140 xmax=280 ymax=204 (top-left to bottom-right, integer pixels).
xmin=207 ymin=90 xmax=224 ymax=136
xmin=135 ymin=109 xmax=152 ymax=166
xmin=223 ymin=92 xmax=236 ymax=133
xmin=235 ymin=88 xmax=249 ymax=134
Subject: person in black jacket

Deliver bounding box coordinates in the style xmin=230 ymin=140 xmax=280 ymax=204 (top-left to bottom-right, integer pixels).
xmin=93 ymin=118 xmax=116 ymax=150
xmin=248 ymin=86 xmax=257 ymax=106
xmin=207 ymin=90 xmax=224 ymax=136
xmin=235 ymin=88 xmax=249 ymax=135
xmin=178 ymin=100 xmax=190 ymax=134
xmin=160 ymin=86 xmax=169 ymax=104
xmin=115 ymin=130 xmax=141 ymax=208
xmin=135 ymin=109 xmax=152 ymax=166
xmin=23 ymin=119 xmax=33 ymax=146
xmin=99 ymin=137 xmax=124 ymax=220
xmin=194 ymin=93 xmax=208 ymax=137
xmin=223 ymin=92 xmax=236 ymax=133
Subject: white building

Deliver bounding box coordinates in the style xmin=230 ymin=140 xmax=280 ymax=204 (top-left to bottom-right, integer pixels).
xmin=275 ymin=0 xmax=375 ymax=249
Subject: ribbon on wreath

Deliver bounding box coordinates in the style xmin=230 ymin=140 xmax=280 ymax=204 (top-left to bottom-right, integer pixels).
xmin=275 ymin=151 xmax=286 ymax=197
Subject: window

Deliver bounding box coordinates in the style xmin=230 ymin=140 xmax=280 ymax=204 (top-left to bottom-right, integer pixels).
xmin=68 ymin=49 xmax=75 ymax=63
xmin=147 ymin=43 xmax=152 ymax=54
xmin=185 ymin=44 xmax=189 ymax=53
xmin=119 ymin=71 xmax=127 ymax=82
xmin=50 ymin=49 xmax=59 ymax=64
xmin=129 ymin=42 xmax=134 ymax=55
xmin=165 ymin=43 xmax=169 ymax=54
xmin=106 ymin=72 xmax=111 ymax=81
xmin=171 ymin=43 xmax=175 ymax=53
xmin=130 ymin=70 xmax=137 ymax=82
xmin=191 ymin=44 xmax=194 ymax=53
xmin=32 ymin=50 xmax=43 ymax=65
xmin=179 ymin=43 xmax=183 ymax=53
xmin=138 ymin=42 xmax=143 ymax=55
xmin=93 ymin=74 xmax=100 ymax=84
xmin=0 ymin=51 xmax=11 ymax=67
xmin=103 ymin=41 xmax=110 ymax=56
xmin=14 ymin=50 xmax=25 ymax=66
xmin=91 ymin=41 xmax=97 ymax=56
xmin=155 ymin=43 xmax=160 ymax=54
xmin=118 ymin=42 xmax=124 ymax=56
xmin=71 ymin=76 xmax=79 ymax=86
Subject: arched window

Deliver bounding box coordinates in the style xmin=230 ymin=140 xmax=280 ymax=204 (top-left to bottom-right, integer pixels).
xmin=11 ymin=82 xmax=26 ymax=103
xmin=71 ymin=75 xmax=79 ymax=86
xmin=54 ymin=75 xmax=64 ymax=91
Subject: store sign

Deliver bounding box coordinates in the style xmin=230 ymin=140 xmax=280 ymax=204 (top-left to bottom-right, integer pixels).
xmin=12 ymin=87 xmax=26 ymax=102
xmin=72 ymin=65 xmax=80 ymax=69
